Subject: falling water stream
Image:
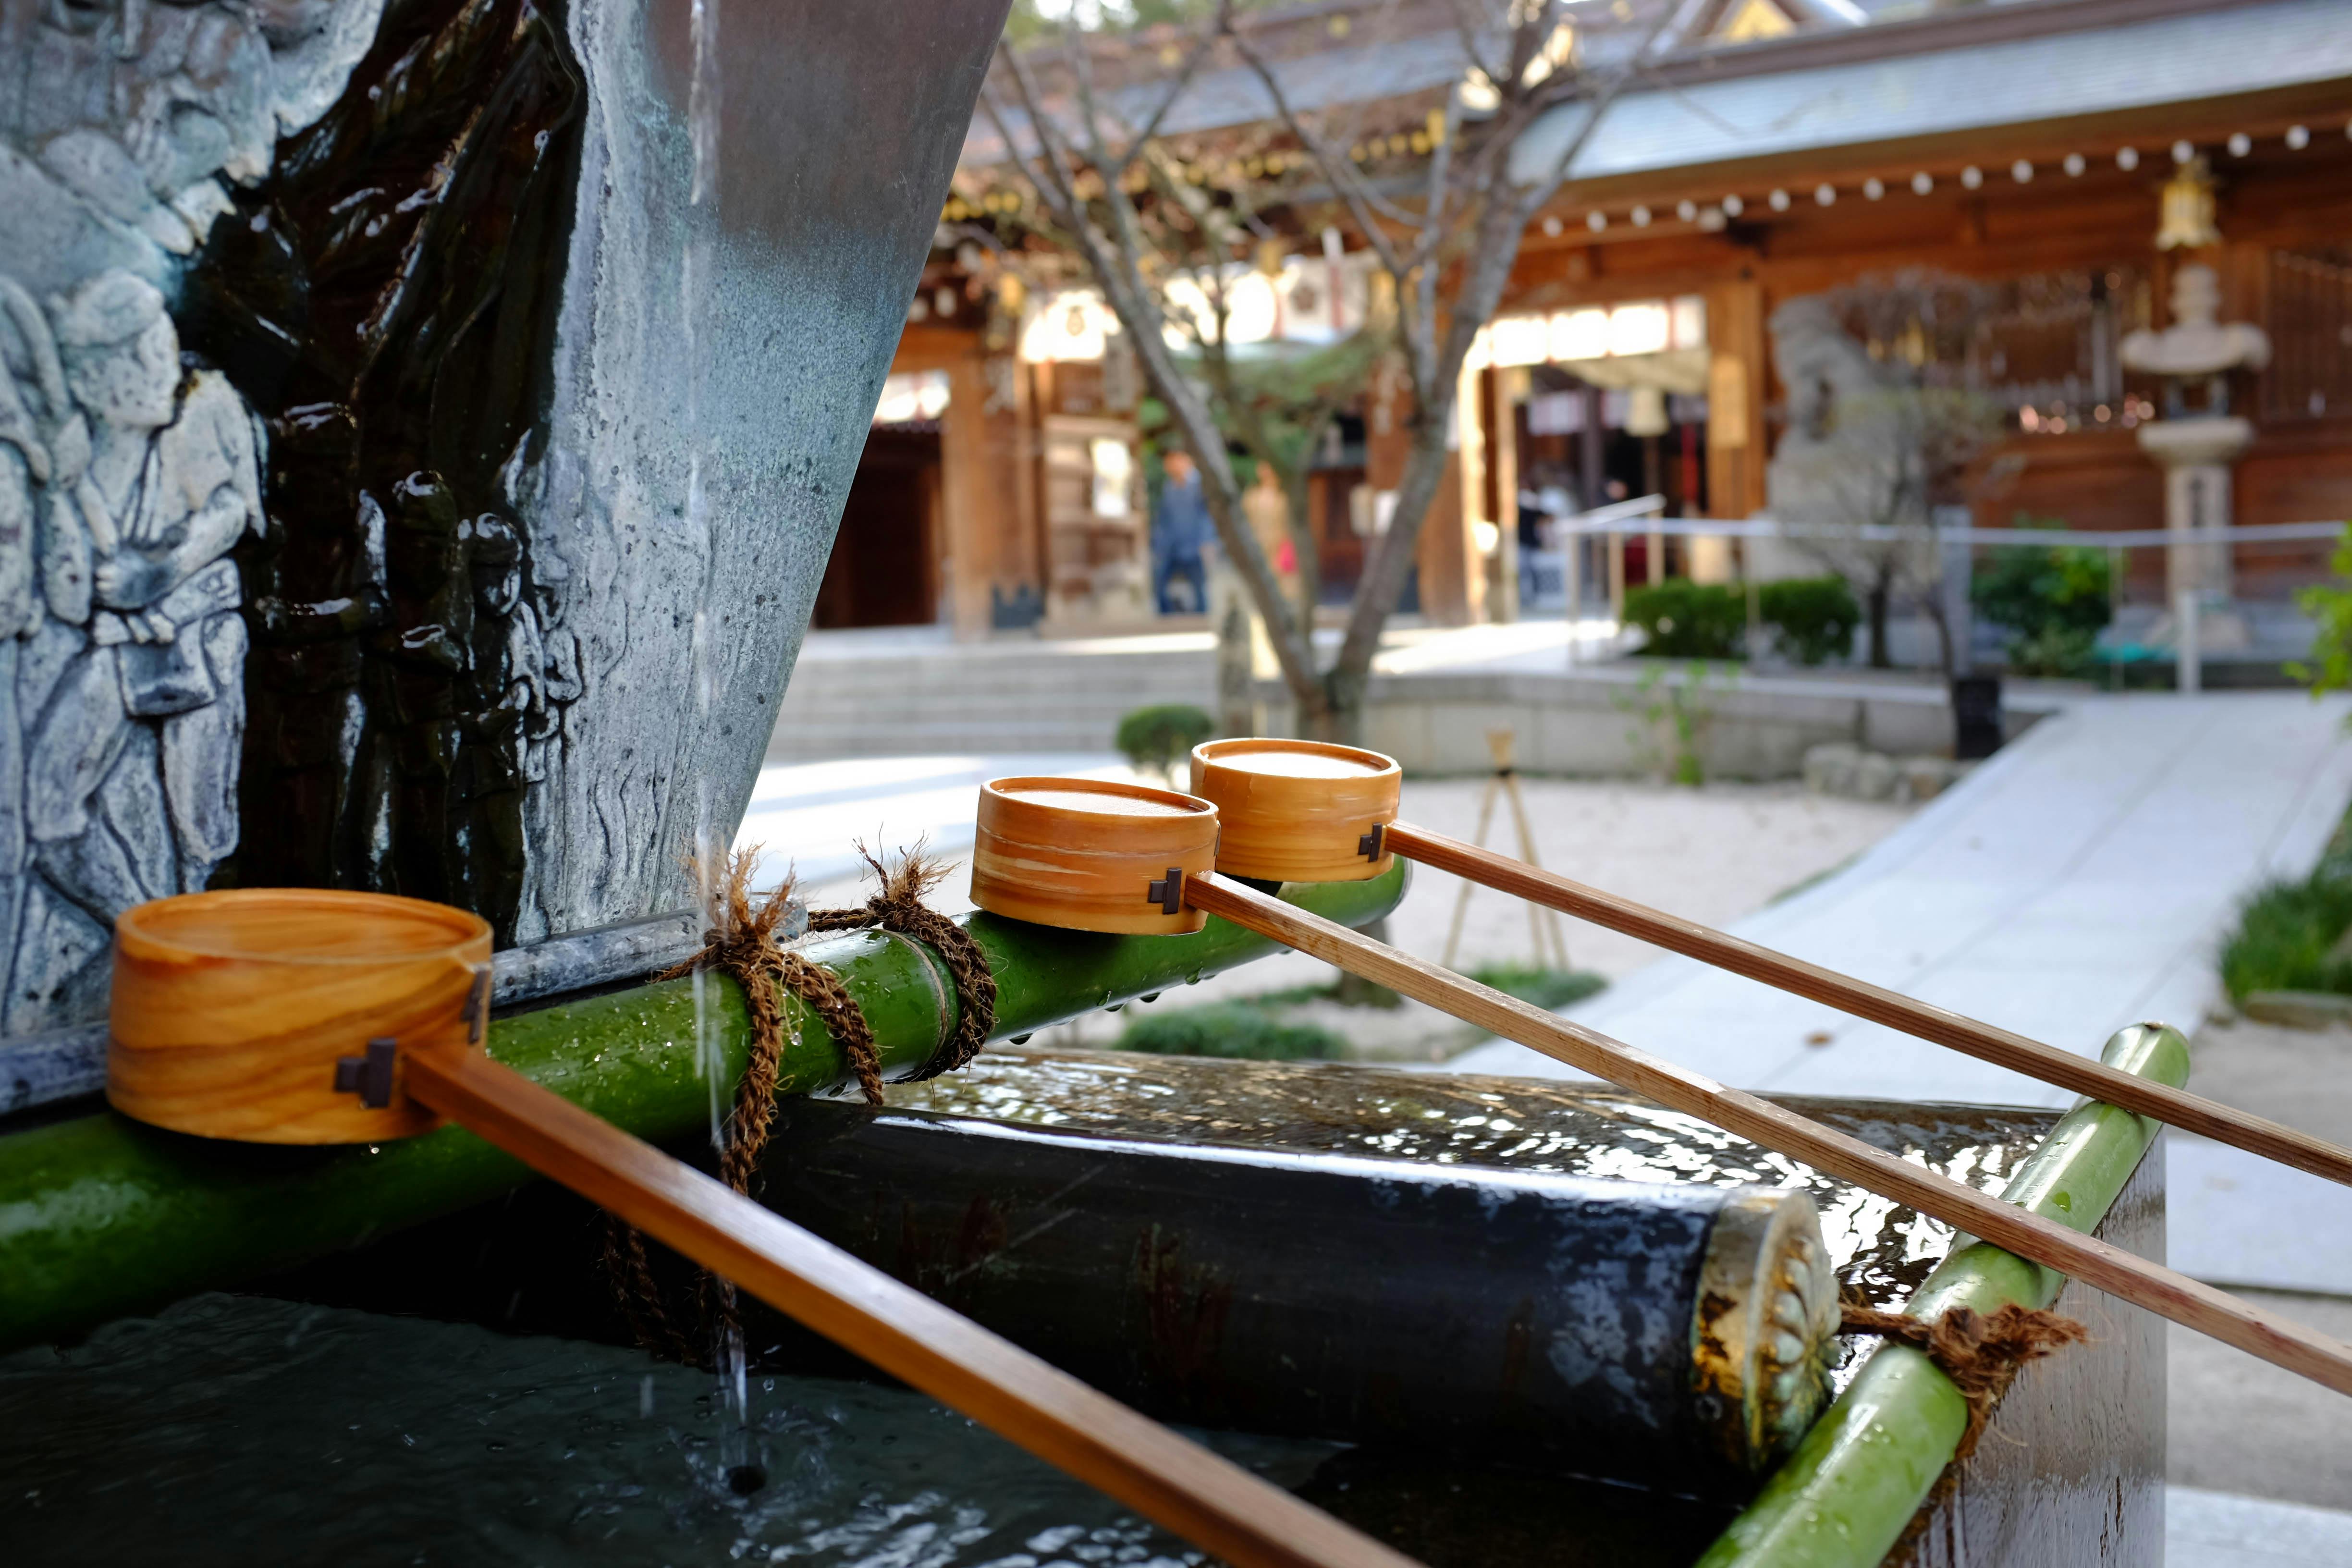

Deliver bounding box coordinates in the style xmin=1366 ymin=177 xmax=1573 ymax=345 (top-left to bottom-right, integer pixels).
xmin=678 ymin=0 xmax=756 ymax=1487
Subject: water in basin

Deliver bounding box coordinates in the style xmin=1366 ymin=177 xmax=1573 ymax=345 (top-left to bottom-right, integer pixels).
xmin=0 ymin=1292 xmax=1332 ymax=1567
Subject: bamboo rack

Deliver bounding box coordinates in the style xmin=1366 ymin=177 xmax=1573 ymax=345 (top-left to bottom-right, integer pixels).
xmin=1181 ymin=870 xmax=2352 ymax=1400
xmin=1380 ymin=820 xmax=2352 ymax=1191
xmin=79 ymin=877 xmax=1426 ymax=1568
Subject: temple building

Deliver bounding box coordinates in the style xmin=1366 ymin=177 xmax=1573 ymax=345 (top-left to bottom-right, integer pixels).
xmin=827 ymin=0 xmax=2352 ymax=642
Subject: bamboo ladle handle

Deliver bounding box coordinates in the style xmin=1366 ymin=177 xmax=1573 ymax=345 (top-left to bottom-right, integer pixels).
xmin=1380 ymin=820 xmax=2352 ymax=1192
xmin=1181 ymin=870 xmax=2352 ymax=1400
xmin=396 ymin=1039 xmax=1420 ymax=1568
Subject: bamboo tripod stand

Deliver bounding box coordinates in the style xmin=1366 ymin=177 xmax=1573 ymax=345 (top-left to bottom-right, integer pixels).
xmin=1437 ymin=728 xmax=1569 ymax=973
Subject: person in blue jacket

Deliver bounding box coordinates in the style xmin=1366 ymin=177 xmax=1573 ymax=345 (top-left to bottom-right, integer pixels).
xmin=1151 ymin=447 xmax=1213 ymax=615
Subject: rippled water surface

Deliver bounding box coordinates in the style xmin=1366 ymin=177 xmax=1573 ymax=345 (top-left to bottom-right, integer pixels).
xmin=891 ymin=1050 xmax=2057 ymax=1307
xmin=0 ymin=1294 xmax=1330 ymax=1568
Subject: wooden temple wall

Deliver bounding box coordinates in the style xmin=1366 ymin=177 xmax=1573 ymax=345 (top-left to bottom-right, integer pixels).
xmin=886 ymin=324 xmax=1041 ymax=639
xmin=1495 ymin=118 xmax=2352 ymax=574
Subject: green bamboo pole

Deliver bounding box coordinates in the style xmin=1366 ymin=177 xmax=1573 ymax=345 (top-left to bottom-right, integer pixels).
xmin=0 ymin=868 xmax=1405 ymax=1352
xmin=1697 ymin=1021 xmax=2191 ymax=1568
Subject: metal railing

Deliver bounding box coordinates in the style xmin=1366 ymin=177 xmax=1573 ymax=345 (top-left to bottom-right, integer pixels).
xmin=1519 ymin=500 xmax=2346 ymax=691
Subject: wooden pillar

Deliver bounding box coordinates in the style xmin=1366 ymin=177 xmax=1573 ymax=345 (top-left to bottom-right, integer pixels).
xmin=938 ymin=350 xmax=994 ymax=639
xmin=1578 ymin=383 xmax=1605 ymax=511
xmin=1704 ymin=280 xmax=1768 ymax=520
xmin=1368 ymin=374 xmax=1479 ymax=626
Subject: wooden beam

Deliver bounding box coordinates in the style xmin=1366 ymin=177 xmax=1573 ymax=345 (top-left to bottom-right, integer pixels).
xmin=400 ymin=1041 xmax=1422 ymax=1568
xmin=1181 ymin=870 xmax=2352 ymax=1400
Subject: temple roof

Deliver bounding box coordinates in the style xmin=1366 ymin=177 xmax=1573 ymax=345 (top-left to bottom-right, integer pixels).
xmin=1511 ymin=0 xmax=2352 ymax=190
xmin=968 ymin=0 xmax=2350 ymax=184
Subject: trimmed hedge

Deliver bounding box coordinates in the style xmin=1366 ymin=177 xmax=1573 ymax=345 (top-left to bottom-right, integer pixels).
xmin=1115 ymin=703 xmax=1215 ymax=777
xmin=1758 ymin=576 xmax=1860 ymax=666
xmin=1624 ymin=579 xmax=1745 ymax=660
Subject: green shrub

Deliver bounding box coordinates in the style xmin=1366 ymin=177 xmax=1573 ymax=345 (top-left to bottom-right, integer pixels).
xmin=2220 ymin=876 xmax=2352 ymax=1001
xmin=1972 ymin=515 xmax=2111 ymax=674
xmin=1115 ymin=703 xmax=1215 ymax=781
xmin=2291 ymin=524 xmax=2352 ymax=705
xmin=1623 ymin=579 xmax=1745 ymax=660
xmin=1119 ymin=1003 xmax=1348 ymax=1060
xmin=1758 ymin=576 xmax=1860 ymax=665
xmin=1615 ymin=659 xmax=1727 ymax=785
xmin=1464 ymin=965 xmax=1606 ymax=1011
xmin=2004 ymin=624 xmax=2100 ymax=679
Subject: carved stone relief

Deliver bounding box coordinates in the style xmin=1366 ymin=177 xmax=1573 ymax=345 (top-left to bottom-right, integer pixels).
xmin=0 ymin=0 xmax=1016 ymax=1035
xmin=183 ymin=0 xmax=585 ymax=944
xmin=0 ymin=0 xmax=383 ymax=1031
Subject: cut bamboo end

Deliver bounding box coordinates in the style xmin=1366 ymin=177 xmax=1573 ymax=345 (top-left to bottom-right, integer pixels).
xmin=970 ymin=777 xmax=1220 ymax=935
xmin=107 ymin=888 xmax=492 ymax=1144
xmin=1188 ymin=739 xmax=1400 ymax=884
xmin=1692 ymin=1190 xmax=1841 ymax=1472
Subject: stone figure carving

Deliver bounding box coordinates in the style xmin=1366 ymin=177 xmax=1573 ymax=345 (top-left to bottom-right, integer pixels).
xmin=0 ymin=270 xmax=263 ymax=1028
xmin=1763 ymin=294 xmax=1897 ymax=537
xmin=0 ymin=0 xmax=386 ymax=1029
xmin=1769 ymin=296 xmax=1892 ymax=452
xmin=2 ymin=0 xmax=1008 ymax=1030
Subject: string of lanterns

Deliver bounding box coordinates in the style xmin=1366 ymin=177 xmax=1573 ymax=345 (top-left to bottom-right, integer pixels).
xmin=946 ymin=117 xmax=2344 ymax=232
xmin=1538 ymin=122 xmax=2350 ymax=238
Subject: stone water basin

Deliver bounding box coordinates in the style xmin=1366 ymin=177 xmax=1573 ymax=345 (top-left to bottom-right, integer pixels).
xmin=0 ymin=1050 xmax=2128 ymax=1566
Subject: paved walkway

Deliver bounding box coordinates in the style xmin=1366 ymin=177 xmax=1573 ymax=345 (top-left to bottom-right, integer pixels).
xmin=1449 ymin=691 xmax=2352 ymax=1102
xmin=2171 ymin=1487 xmax=2352 ymax=1568
xmin=1448 ymin=690 xmax=2352 ymax=1297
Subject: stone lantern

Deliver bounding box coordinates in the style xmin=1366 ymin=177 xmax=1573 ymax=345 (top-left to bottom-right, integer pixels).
xmin=2120 ymin=262 xmax=2270 ymax=603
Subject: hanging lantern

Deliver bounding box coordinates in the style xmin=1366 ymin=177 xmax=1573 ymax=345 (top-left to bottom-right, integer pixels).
xmin=1627 ymin=385 xmax=1671 ymax=439
xmin=2155 ymin=156 xmax=2221 ymax=250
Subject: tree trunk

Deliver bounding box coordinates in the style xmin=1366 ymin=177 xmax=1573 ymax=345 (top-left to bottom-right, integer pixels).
xmin=1282 ymin=467 xmax=1321 ymax=644
xmin=1215 ymin=589 xmax=1255 ymax=737
xmin=1866 ymin=579 xmax=1892 ymax=668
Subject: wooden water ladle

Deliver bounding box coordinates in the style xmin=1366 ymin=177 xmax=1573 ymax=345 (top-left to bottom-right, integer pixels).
xmin=103 ymin=887 xmax=1417 ymax=1568
xmin=1169 ymin=741 xmax=2352 ymax=1399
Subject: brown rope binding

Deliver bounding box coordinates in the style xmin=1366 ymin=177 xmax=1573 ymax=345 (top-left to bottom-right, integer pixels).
xmin=602 ymin=842 xmax=995 ymax=1363
xmin=1840 ymin=1295 xmax=2088 ymax=1457
xmin=807 ymin=842 xmax=998 ymax=1081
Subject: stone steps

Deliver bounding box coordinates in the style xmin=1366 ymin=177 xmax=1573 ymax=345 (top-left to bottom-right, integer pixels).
xmin=771 ymin=641 xmax=1216 ymax=760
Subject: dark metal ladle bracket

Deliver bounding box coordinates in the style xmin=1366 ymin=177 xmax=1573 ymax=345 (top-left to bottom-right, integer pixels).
xmin=333 ymin=964 xmax=492 ymax=1108
xmin=333 ymin=1038 xmax=399 ymax=1109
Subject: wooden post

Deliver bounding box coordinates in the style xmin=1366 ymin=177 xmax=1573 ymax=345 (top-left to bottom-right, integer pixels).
xmin=1180 ymin=871 xmax=2352 ymax=1399
xmin=1439 ymin=731 xmax=1568 ymax=972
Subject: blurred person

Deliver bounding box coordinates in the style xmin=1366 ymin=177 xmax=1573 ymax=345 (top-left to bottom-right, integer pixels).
xmin=1151 ymin=447 xmax=1211 ymax=614
xmin=1241 ymin=460 xmax=1299 ymax=604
